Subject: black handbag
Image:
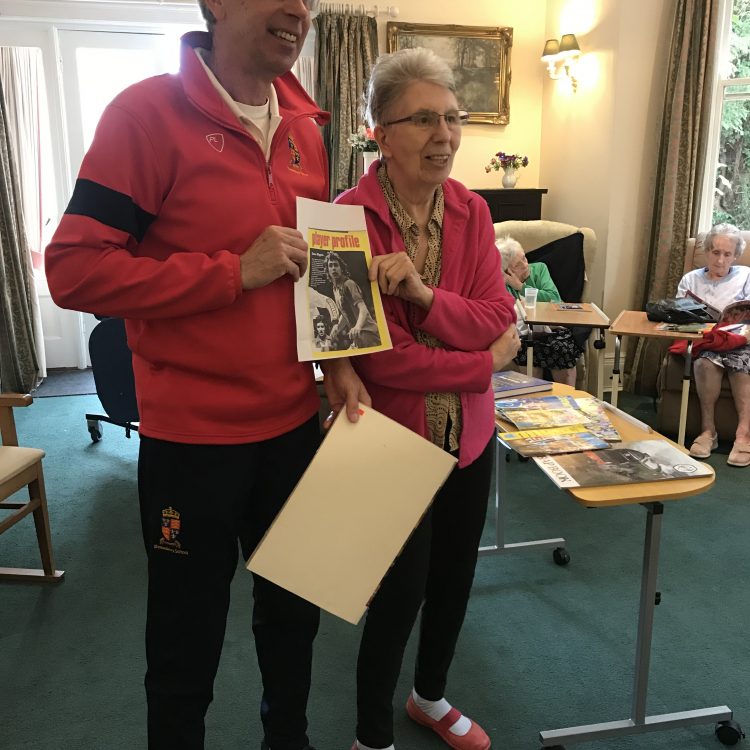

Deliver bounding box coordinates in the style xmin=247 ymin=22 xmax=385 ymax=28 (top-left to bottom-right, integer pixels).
xmin=645 ymin=297 xmax=714 ymax=324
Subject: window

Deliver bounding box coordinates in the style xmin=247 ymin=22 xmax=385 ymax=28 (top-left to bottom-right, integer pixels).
xmin=704 ymin=0 xmax=750 ymax=228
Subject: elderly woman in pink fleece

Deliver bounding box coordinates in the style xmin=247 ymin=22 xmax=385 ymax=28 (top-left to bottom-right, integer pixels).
xmin=335 ymin=47 xmax=519 ymax=750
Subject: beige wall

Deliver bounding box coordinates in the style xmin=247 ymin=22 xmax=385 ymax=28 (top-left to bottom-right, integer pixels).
xmin=380 ymin=0 xmax=674 ymax=322
xmin=4 ymin=0 xmax=676 ymax=324
xmin=377 ymin=2 xmax=547 ymax=191
xmin=540 ymin=0 xmax=674 ymax=315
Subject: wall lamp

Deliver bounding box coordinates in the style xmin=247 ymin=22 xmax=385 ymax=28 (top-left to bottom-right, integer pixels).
xmin=541 ymin=33 xmax=582 ymax=92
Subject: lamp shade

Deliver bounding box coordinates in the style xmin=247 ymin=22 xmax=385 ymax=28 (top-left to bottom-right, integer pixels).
xmin=541 ymin=38 xmax=560 ymax=60
xmin=559 ymin=33 xmax=581 ymax=57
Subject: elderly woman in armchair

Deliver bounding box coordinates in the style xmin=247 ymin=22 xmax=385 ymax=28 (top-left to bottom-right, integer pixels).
xmin=676 ymin=222 xmax=750 ymax=466
xmin=496 ymin=235 xmax=583 ymax=386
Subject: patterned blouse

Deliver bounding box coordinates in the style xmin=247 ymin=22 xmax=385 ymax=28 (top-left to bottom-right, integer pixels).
xmin=378 ymin=164 xmax=462 ymax=452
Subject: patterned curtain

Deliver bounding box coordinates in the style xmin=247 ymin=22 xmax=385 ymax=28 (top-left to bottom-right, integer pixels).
xmin=624 ymin=0 xmax=719 ymax=395
xmin=0 ymin=81 xmax=38 ymax=393
xmin=314 ymin=10 xmax=378 ymax=198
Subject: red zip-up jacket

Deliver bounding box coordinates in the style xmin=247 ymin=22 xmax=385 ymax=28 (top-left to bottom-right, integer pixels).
xmin=336 ymin=161 xmax=516 ymax=467
xmin=45 ymin=32 xmax=330 ymax=444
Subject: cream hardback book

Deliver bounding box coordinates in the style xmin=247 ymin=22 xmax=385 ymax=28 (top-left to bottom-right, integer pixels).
xmin=248 ymin=404 xmax=457 ymax=624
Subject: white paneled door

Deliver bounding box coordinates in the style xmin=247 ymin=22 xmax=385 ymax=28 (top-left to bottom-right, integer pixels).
xmin=46 ymin=28 xmax=183 ymax=368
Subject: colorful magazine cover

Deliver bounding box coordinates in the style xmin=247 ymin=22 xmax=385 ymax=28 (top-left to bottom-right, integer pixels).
xmin=533 ymin=439 xmax=713 ymax=488
xmin=497 ymin=425 xmax=609 ymax=456
xmin=295 ymin=198 xmax=392 ymax=361
xmin=497 ymin=406 xmax=588 ymax=430
xmin=495 ymin=395 xmax=621 ymax=442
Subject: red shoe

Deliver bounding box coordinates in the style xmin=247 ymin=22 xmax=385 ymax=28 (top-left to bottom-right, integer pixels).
xmin=406 ymin=695 xmax=491 ymax=750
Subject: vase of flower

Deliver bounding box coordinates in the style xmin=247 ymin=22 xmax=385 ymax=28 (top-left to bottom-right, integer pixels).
xmin=502 ymin=166 xmax=518 ymax=189
xmin=485 ymin=151 xmax=529 ymax=190
xmin=362 ymin=150 xmax=379 ymax=172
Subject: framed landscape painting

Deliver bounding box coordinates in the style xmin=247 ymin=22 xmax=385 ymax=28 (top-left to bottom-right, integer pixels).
xmin=386 ymin=22 xmax=512 ymax=125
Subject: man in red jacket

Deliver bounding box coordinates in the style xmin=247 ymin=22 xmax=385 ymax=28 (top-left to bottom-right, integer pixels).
xmin=45 ymin=1 xmax=368 ymax=748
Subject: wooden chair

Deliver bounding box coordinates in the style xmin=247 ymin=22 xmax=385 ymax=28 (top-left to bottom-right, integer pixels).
xmin=0 ymin=393 xmax=63 ymax=582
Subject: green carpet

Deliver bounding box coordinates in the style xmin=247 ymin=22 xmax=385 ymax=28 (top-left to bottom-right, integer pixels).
xmin=1 ymin=394 xmax=748 ymax=750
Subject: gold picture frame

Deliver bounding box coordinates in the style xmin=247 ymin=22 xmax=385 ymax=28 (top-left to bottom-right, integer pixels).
xmin=386 ymin=22 xmax=512 ymax=125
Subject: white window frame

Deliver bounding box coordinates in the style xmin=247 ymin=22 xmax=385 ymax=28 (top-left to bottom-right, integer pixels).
xmin=698 ymin=0 xmax=750 ymax=230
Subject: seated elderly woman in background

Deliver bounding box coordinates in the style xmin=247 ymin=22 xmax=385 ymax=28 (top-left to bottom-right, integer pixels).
xmin=676 ymin=222 xmax=750 ymax=466
xmin=336 ymin=47 xmax=519 ymax=750
xmin=495 ymin=235 xmax=583 ymax=386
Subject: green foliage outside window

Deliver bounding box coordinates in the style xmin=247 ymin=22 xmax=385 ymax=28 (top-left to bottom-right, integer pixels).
xmin=714 ymin=0 xmax=750 ymax=229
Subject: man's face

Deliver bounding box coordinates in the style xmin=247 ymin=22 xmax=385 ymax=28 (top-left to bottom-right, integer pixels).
xmin=212 ymin=0 xmax=312 ymax=82
xmin=316 ymin=321 xmax=326 ymax=336
xmin=327 ymin=258 xmax=342 ymax=282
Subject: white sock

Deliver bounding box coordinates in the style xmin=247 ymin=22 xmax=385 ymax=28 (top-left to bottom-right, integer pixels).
xmin=355 ymin=742 xmax=395 ymax=750
xmin=412 ymin=688 xmax=471 ymax=736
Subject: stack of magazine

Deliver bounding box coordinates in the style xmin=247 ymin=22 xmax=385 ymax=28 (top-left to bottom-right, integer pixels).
xmin=496 ymin=395 xmax=621 ymax=456
xmin=496 ymin=395 xmax=712 ymax=489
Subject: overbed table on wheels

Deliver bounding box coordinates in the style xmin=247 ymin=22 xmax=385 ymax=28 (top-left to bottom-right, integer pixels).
xmin=523 ymin=302 xmax=611 ymax=400
xmin=534 ymin=400 xmax=741 ymax=748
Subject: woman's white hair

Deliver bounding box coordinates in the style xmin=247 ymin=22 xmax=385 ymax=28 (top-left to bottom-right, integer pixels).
xmin=196 ymin=0 xmax=216 ymax=30
xmin=365 ymin=47 xmax=456 ymax=128
xmin=703 ymin=222 xmax=746 ymax=257
xmin=495 ymin=235 xmax=524 ymax=272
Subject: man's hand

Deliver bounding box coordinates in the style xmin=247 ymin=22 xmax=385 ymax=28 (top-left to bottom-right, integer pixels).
xmin=503 ymin=269 xmax=524 ymax=292
xmin=240 ymin=226 xmax=308 ymax=289
xmin=320 ymin=358 xmax=372 ymax=428
xmin=489 ymin=325 xmax=522 ymax=371
xmin=369 ymin=253 xmax=433 ymax=310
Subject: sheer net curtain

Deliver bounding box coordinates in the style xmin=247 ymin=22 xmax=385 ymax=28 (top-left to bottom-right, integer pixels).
xmin=314 ymin=8 xmax=378 ymax=198
xmin=624 ymin=0 xmax=719 ymax=395
xmin=0 ymin=47 xmax=49 ymax=391
xmin=292 ymin=56 xmax=316 ymax=101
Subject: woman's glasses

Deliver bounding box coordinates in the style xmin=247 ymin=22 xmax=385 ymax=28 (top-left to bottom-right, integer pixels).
xmin=382 ymin=110 xmax=470 ymax=130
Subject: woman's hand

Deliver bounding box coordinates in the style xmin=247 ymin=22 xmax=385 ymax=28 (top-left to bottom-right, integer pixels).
xmin=369 ymin=253 xmax=434 ymax=310
xmin=489 ymin=325 xmax=522 ymax=372
xmin=320 ymin=359 xmax=372 ymax=426
xmin=503 ymin=269 xmax=524 ymax=292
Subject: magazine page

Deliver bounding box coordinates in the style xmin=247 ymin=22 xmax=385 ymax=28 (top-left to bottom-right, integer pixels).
xmin=295 ymin=197 xmax=392 ymax=361
xmin=534 ymin=439 xmax=713 ymax=489
xmin=719 ymin=300 xmax=750 ymax=328
xmin=572 ymin=397 xmax=622 ymax=442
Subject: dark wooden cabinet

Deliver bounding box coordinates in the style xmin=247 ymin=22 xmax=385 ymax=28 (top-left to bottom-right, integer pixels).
xmin=472 ymin=188 xmax=548 ymax=222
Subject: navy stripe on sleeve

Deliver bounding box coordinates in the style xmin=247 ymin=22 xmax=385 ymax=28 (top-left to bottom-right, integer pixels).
xmin=65 ymin=178 xmax=156 ymax=243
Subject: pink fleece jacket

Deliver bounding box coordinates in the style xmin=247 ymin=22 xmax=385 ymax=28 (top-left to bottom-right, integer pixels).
xmin=336 ymin=161 xmax=516 ymax=467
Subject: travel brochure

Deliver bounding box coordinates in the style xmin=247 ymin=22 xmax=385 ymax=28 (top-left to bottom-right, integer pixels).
xmin=497 ymin=425 xmax=609 ymax=457
xmin=534 ymin=439 xmax=713 ymax=489
xmin=294 ymin=197 xmax=392 ymax=362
